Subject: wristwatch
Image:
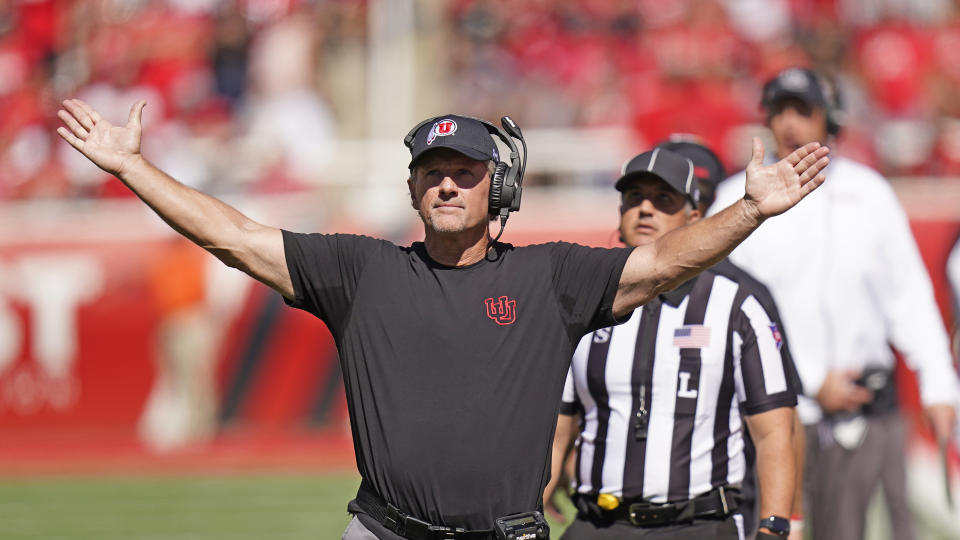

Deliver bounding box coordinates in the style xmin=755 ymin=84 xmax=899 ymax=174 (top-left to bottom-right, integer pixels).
xmin=758 ymin=515 xmax=791 ymax=537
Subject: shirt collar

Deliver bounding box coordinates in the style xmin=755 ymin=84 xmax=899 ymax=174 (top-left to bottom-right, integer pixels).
xmin=659 ymin=278 xmax=696 ymax=307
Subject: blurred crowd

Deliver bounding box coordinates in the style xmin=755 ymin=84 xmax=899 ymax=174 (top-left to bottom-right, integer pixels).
xmin=447 ymin=0 xmax=960 ymax=177
xmin=3 ymin=0 xmax=960 ymax=201
xmin=0 ymin=0 xmax=366 ymax=200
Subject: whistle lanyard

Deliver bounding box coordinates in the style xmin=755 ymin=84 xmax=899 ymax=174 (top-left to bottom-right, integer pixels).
xmin=634 ymin=299 xmax=661 ymax=442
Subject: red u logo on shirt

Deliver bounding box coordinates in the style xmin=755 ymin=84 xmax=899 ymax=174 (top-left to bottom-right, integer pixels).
xmin=485 ymin=296 xmax=517 ymax=325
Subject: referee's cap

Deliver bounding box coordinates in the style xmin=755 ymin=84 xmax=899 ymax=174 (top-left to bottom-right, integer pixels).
xmin=405 ymin=115 xmax=500 ymax=169
xmin=655 ymin=135 xmax=725 ymax=209
xmin=761 ymin=67 xmax=828 ymax=112
xmin=615 ymin=148 xmax=700 ymax=207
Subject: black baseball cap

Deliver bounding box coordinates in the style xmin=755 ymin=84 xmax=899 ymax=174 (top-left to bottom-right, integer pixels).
xmin=655 ymin=137 xmax=725 ymax=209
xmin=406 ymin=115 xmax=500 ymax=169
xmin=615 ymin=148 xmax=699 ymax=206
xmin=761 ymin=67 xmax=828 ymax=112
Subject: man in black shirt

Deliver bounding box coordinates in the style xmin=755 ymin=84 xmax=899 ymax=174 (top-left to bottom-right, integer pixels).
xmin=57 ymin=99 xmax=830 ymax=539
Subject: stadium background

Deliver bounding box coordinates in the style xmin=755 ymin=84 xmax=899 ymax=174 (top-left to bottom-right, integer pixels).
xmin=1 ymin=0 xmax=959 ymax=538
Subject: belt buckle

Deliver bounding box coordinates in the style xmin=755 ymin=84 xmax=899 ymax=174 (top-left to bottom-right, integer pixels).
xmin=628 ymin=502 xmax=677 ymax=527
xmin=427 ymin=525 xmax=465 ymax=539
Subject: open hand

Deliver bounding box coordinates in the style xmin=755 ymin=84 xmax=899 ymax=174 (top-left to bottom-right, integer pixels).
xmin=744 ymin=137 xmax=831 ymax=219
xmin=924 ymin=403 xmax=956 ymax=445
xmin=57 ymin=99 xmax=147 ymax=177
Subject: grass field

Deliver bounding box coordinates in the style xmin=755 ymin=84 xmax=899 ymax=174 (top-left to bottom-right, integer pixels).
xmin=0 ymin=473 xmax=361 ymax=540
xmin=2 ymin=469 xmax=955 ymax=539
xmin=0 ymin=472 xmax=577 ymax=540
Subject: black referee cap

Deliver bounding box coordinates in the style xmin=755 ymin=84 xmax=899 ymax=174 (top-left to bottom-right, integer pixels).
xmin=656 ymin=136 xmax=725 ymax=210
xmin=406 ymin=115 xmax=500 ymax=169
xmin=615 ymin=148 xmax=700 ymax=207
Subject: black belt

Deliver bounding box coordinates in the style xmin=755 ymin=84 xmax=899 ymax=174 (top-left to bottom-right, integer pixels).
xmin=354 ymin=483 xmax=496 ymax=540
xmin=574 ymin=485 xmax=741 ymax=528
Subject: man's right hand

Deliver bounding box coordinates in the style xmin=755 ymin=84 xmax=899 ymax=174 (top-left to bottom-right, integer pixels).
xmin=542 ymin=486 xmax=568 ymax=523
xmin=816 ymin=369 xmax=873 ymax=413
xmin=57 ymin=99 xmax=147 ymax=178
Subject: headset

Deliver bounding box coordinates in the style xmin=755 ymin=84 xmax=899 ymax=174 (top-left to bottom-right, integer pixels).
xmin=819 ymin=74 xmax=846 ymax=137
xmin=404 ymin=115 xmax=528 ymax=224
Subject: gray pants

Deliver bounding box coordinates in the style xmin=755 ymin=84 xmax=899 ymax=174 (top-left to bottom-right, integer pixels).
xmin=342 ymin=515 xmax=408 ymax=540
xmin=805 ymin=413 xmax=915 ymax=540
xmin=559 ymin=514 xmax=744 ymax=540
xmin=343 ymin=517 xmax=379 ymax=540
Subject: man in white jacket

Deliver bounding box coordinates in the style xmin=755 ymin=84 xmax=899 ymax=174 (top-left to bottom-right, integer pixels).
xmin=712 ymin=67 xmax=958 ymax=540
xmin=949 ymin=237 xmax=960 ymax=444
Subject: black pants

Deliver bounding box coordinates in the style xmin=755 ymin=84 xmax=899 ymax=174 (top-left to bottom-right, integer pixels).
xmin=559 ymin=514 xmax=743 ymax=540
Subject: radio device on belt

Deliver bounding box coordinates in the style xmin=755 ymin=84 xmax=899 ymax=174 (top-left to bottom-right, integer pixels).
xmin=493 ymin=511 xmax=549 ymax=540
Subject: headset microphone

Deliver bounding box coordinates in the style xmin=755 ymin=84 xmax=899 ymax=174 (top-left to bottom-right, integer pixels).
xmin=501 ymin=116 xmax=522 ymax=139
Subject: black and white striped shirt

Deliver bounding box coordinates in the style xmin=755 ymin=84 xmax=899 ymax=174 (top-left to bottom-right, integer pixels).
xmin=561 ymin=260 xmax=798 ymax=503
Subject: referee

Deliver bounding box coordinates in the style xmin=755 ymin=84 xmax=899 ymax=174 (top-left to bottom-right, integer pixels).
xmin=655 ymin=137 xmax=807 ymax=538
xmin=545 ymin=147 xmax=798 ymax=540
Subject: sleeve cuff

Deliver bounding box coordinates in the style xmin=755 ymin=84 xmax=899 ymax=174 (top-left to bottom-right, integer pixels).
xmin=919 ymin=368 xmax=960 ymax=407
xmin=742 ymin=393 xmax=797 ymax=417
xmin=559 ymin=401 xmax=582 ymax=416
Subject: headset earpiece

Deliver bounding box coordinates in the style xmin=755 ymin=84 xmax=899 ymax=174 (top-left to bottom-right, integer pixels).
xmin=820 ymin=74 xmax=843 ymax=136
xmin=488 ymin=162 xmax=509 ymax=215
xmin=824 ymin=90 xmax=844 ymax=136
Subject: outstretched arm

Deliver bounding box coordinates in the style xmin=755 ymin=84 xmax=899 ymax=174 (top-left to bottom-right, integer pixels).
xmin=613 ymin=139 xmax=830 ymax=318
xmin=57 ymin=99 xmax=294 ymax=298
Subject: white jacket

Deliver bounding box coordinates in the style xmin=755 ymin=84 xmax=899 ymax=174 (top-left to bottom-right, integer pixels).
xmin=949 ymin=239 xmax=960 ymax=322
xmin=711 ymin=156 xmax=958 ymax=423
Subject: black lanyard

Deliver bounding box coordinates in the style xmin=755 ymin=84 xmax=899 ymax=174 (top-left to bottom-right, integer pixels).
xmin=634 ymin=298 xmax=661 ymax=441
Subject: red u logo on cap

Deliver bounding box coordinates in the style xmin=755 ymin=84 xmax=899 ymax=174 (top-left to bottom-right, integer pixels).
xmin=427 ymin=119 xmax=458 ymax=145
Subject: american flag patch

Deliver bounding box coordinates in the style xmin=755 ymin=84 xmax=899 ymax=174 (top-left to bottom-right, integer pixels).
xmin=769 ymin=323 xmax=783 ymax=351
xmin=673 ymin=325 xmax=711 ymax=348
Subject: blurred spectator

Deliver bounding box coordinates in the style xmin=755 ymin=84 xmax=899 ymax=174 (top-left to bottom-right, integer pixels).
xmin=240 ymin=10 xmax=336 ymax=189
xmin=212 ymin=4 xmax=250 ymax=105
xmin=141 ymin=237 xmax=218 ymax=451
xmin=929 ymin=2 xmax=960 ymax=174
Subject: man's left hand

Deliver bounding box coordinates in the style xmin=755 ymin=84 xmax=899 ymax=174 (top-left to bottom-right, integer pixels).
xmin=743 ymin=138 xmax=831 ymax=220
xmin=925 ymin=403 xmax=957 ymax=444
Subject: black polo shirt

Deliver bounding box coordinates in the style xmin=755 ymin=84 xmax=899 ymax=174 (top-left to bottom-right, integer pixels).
xmin=282 ymin=232 xmax=632 ymax=530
